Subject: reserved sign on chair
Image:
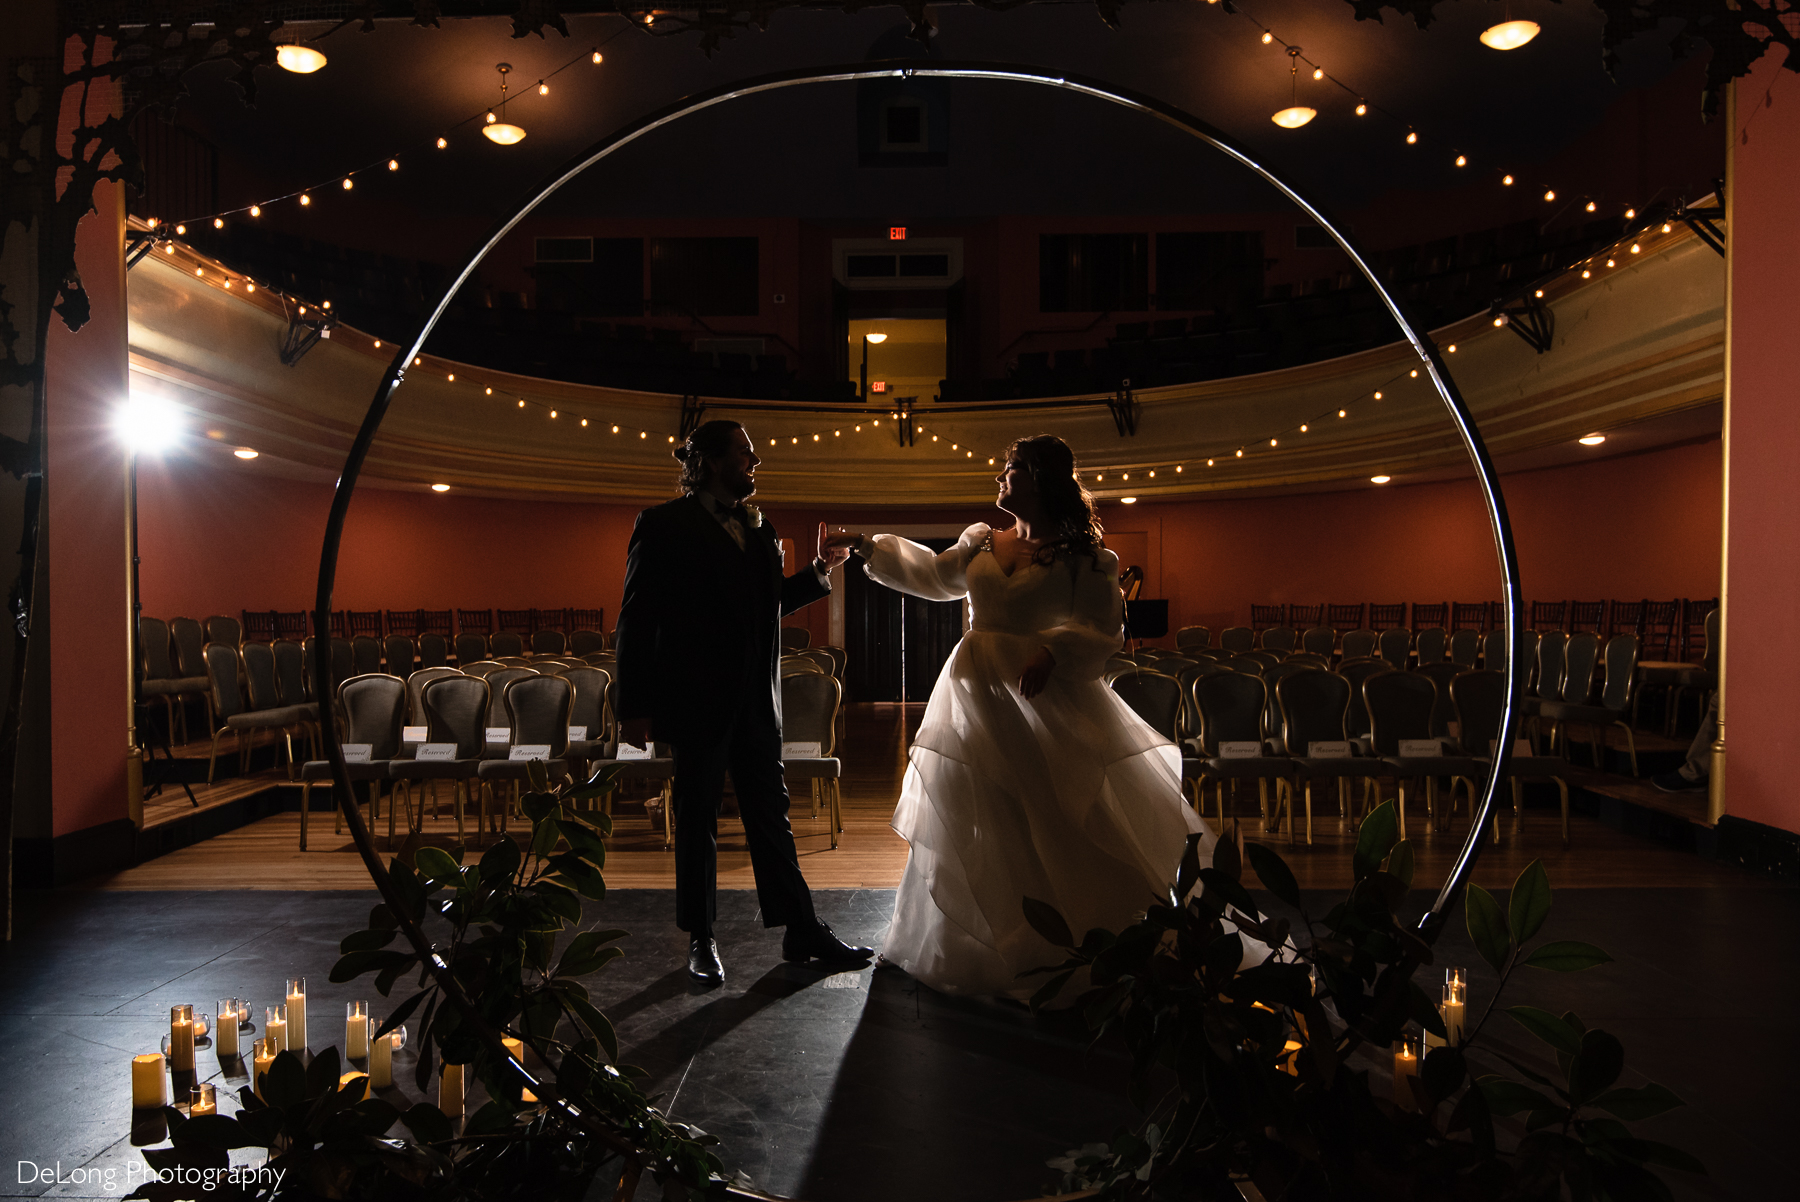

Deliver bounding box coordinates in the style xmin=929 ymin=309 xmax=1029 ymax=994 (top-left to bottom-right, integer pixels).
xmin=417 ymin=743 xmax=457 ymax=761
xmin=1399 ymin=739 xmax=1444 ymax=757
xmin=402 ymin=726 xmax=427 ymax=743
xmin=782 ymin=741 xmax=823 ymax=759
xmin=486 ymin=728 xmax=510 ymax=741
xmin=1307 ymin=741 xmax=1352 ymax=758
xmin=508 ymin=745 xmax=552 ymax=760
xmin=1218 ymin=741 xmax=1263 ymax=759
xmin=615 ymin=743 xmax=653 ymax=761
xmin=568 ymin=726 xmax=588 ymax=741
xmin=342 ymin=744 xmax=372 ymax=763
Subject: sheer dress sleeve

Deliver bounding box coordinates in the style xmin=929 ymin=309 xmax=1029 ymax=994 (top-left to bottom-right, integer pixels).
xmin=1042 ymin=548 xmax=1126 ymax=683
xmin=860 ymin=523 xmax=990 ymax=603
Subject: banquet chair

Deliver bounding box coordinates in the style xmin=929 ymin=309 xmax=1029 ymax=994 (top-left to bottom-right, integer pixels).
xmin=390 ymin=674 xmax=489 ymax=846
xmin=204 ymin=615 xmax=242 ymax=647
xmin=271 ymin=639 xmax=323 ymax=753
xmin=1175 ymin=625 xmax=1211 ymax=652
xmin=1275 ymin=668 xmax=1376 ymax=844
xmin=417 ymin=632 xmax=450 ymax=670
xmin=1176 ymin=661 xmax=1233 ymax=739
xmin=203 ymin=642 xmax=314 ymax=784
xmin=530 ymin=629 xmax=568 ymax=655
xmin=1665 ymin=608 xmax=1718 ymax=733
xmin=1481 ymin=628 xmax=1509 ymax=674
xmin=459 ymin=659 xmax=506 ymax=679
xmin=493 ymin=656 xmax=533 ymax=668
xmin=1448 ymin=628 xmax=1481 ymax=668
xmin=1260 ymin=626 xmax=1298 ymax=654
xmin=1364 ymin=672 xmax=1481 ymax=838
xmin=779 ymin=627 xmax=811 ymax=653
xmin=483 ymin=667 xmax=538 ymax=739
xmin=1340 ymin=629 xmax=1379 ymax=660
xmin=170 ymin=616 xmax=215 ymax=741
xmin=138 ymin=617 xmax=209 ymax=744
xmin=1377 ymin=627 xmax=1412 ymax=667
xmin=1413 ymin=662 xmax=1465 ymax=739
xmin=782 ymin=671 xmax=845 ymax=847
xmin=350 ymin=635 xmax=384 ymax=678
xmin=816 ymin=645 xmax=847 ymax=677
xmin=561 ymin=667 xmax=611 ymax=794
xmin=384 ymin=635 xmax=416 ymax=678
xmin=1109 ymin=671 xmax=1182 ymax=742
xmin=1283 ymin=653 xmax=1329 ymax=669
xmin=1337 ymin=657 xmax=1393 ymax=744
xmin=1367 ymin=603 xmax=1406 ymax=630
xmin=1523 ymin=631 xmax=1573 ymax=747
xmin=798 ymin=649 xmax=838 ymax=677
xmin=477 ymin=674 xmax=574 ymax=836
xmin=300 ymin=636 xmax=352 ymax=702
xmin=781 ymin=656 xmax=825 ymax=678
xmin=1259 ymin=661 xmax=1315 ymax=740
xmin=453 ymin=632 xmax=488 ymax=666
xmin=297 ymin=673 xmax=404 ymax=851
xmin=1326 ymin=603 xmax=1366 ymax=632
xmin=570 ymin=629 xmax=608 ymax=656
xmin=1451 ymin=668 xmax=1573 ymax=845
xmin=1300 ymin=626 xmax=1337 ymax=657
xmin=404 ymin=666 xmax=463 ymax=725
xmin=1218 ymin=655 xmax=1267 ymax=675
xmin=242 ymin=641 xmax=315 ymax=778
xmin=1188 ymin=671 xmax=1287 ymax=831
xmin=1540 ymin=634 xmax=1640 ymax=775
xmin=1414 ymin=627 xmax=1449 ymax=666
xmin=1217 ymin=626 xmax=1255 ymax=653
xmin=490 ymin=631 xmax=525 ymax=657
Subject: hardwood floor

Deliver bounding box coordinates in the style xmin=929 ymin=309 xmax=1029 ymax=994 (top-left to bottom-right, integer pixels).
xmin=90 ymin=705 xmax=1776 ymax=893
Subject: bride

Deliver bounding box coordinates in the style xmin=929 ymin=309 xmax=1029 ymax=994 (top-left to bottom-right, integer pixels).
xmin=834 ymin=435 xmax=1212 ymax=999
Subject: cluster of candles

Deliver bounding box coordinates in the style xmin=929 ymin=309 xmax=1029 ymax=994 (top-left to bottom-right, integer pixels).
xmin=1392 ymin=967 xmax=1467 ymax=1110
xmin=129 ymin=978 xmax=409 ymax=1115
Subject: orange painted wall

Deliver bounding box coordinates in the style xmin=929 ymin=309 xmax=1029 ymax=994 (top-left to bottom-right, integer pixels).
xmin=139 ymin=440 xmax=1719 ymax=662
xmin=1722 ymin=52 xmax=1800 ymax=836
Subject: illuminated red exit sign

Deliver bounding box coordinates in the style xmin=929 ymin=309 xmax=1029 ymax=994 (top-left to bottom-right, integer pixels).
xmin=871 ymin=381 xmax=888 ymax=393
xmin=889 ymin=227 xmax=907 ymax=240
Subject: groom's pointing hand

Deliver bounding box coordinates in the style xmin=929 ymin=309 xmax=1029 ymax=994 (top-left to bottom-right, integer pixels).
xmin=817 ymin=521 xmax=857 ymax=570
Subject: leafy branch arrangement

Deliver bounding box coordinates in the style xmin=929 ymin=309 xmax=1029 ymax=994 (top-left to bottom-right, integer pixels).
xmin=132 ymin=764 xmax=733 ymax=1202
xmin=1028 ymin=801 xmax=1703 ymax=1201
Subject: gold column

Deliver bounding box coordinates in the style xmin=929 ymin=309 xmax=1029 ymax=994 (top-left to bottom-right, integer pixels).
xmin=1709 ymin=79 xmax=1733 ymax=826
xmin=125 ymin=450 xmax=143 ymax=829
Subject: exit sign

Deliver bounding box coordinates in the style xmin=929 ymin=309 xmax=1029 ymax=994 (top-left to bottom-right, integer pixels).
xmin=871 ymin=381 xmax=887 ymax=393
xmin=889 ymin=227 xmax=906 ymax=240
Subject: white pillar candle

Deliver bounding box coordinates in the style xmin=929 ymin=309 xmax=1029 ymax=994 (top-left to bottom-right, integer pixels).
xmin=438 ymin=1062 xmax=464 ymax=1117
xmin=169 ymin=1006 xmax=195 ymax=1072
xmin=252 ymin=1038 xmax=276 ymax=1099
xmin=368 ymin=1030 xmax=394 ymax=1089
xmin=502 ymin=1036 xmax=536 ymax=1103
xmin=215 ymin=999 xmax=239 ymax=1058
xmin=131 ymin=1054 xmax=168 ymax=1108
xmin=265 ymin=1006 xmax=286 ymax=1054
xmin=284 ymin=979 xmax=308 ymax=1051
xmin=1392 ymin=1038 xmax=1420 ymax=1111
xmin=338 ymin=1071 xmax=368 ymax=1103
xmin=346 ymin=1001 xmax=369 ymax=1060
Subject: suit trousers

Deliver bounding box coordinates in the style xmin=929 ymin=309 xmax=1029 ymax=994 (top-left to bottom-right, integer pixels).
xmin=671 ymin=694 xmax=817 ymax=935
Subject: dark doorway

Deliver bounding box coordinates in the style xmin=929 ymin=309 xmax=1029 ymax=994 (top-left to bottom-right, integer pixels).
xmin=844 ymin=539 xmax=964 ymax=703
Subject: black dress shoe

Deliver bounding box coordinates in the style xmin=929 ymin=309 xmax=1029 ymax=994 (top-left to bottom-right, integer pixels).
xmin=782 ymin=919 xmax=875 ymax=965
xmin=687 ymin=935 xmax=724 ymax=985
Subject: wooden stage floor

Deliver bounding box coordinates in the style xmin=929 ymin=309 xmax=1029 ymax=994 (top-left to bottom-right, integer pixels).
xmin=94 ymin=705 xmax=1775 ymax=893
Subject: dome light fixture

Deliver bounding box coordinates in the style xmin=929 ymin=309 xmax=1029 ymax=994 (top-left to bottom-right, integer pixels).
xmin=1578 ymin=433 xmax=1606 ymax=446
xmin=234 ymin=448 xmax=259 ymax=460
xmin=1480 ymin=19 xmax=1541 ymax=51
xmin=275 ymin=43 xmax=327 ymax=74
xmin=1120 ymin=497 xmax=1138 ymax=505
xmin=864 ymin=331 xmax=888 ymax=343
xmin=1271 ymin=47 xmax=1317 ymax=129
xmin=431 ymin=483 xmax=451 ymax=492
xmin=1370 ymin=474 xmax=1392 ymax=484
xmin=482 ymin=64 xmax=527 ymax=145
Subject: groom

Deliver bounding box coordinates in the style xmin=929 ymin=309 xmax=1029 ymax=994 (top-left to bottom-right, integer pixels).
xmin=615 ymin=419 xmax=872 ymax=985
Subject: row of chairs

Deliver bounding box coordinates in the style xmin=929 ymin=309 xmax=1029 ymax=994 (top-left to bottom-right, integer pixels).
xmin=1227 ymin=598 xmax=1714 ymax=659
xmin=239 ymin=607 xmax=607 ymax=642
xmin=1165 ymin=626 xmax=1511 ymax=668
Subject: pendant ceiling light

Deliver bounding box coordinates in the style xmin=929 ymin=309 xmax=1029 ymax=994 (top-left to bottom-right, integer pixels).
xmin=1480 ymin=3 xmax=1541 ymax=52
xmin=275 ymin=43 xmax=327 ymax=74
xmin=483 ymin=63 xmax=527 ymax=145
xmin=1271 ymin=45 xmax=1316 ymax=129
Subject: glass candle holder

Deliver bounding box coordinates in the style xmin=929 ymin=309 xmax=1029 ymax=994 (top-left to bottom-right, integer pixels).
xmin=188 ymin=1082 xmax=216 ymax=1117
xmin=1392 ymin=1036 xmax=1421 ymax=1111
xmin=265 ymin=1005 xmax=287 ymax=1053
xmin=1441 ymin=982 xmax=1466 ymax=1046
xmin=284 ymin=978 xmax=308 ymax=1051
xmin=1447 ymin=966 xmax=1467 ymax=1005
xmin=168 ymin=1005 xmax=195 ymax=1072
xmin=131 ymin=1053 xmax=167 ymax=1108
xmin=345 ymin=1001 xmax=369 ymax=1060
xmin=252 ymin=1037 xmax=277 ymax=1099
xmin=215 ymin=998 xmax=240 ymax=1057
xmin=192 ymin=1011 xmax=211 ymax=1045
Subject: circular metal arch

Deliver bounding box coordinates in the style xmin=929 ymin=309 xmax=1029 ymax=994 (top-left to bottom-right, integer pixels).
xmin=310 ymin=58 xmax=1525 ymax=1126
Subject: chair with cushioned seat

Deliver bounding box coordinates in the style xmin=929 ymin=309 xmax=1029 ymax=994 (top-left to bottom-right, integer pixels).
xmin=417 ymin=632 xmax=450 ymax=670
xmin=1364 ymin=671 xmax=1481 ymax=837
xmin=782 ymin=671 xmax=845 ymax=847
xmin=1337 ymin=658 xmax=1394 ymax=744
xmin=560 ymin=666 xmax=611 ymax=792
xmin=1540 ymin=634 xmax=1640 ymax=775
xmin=169 ymin=617 xmax=215 ymax=741
xmin=1275 ymin=668 xmax=1376 ymax=844
xmin=1377 ymin=627 xmax=1412 ymax=668
xmin=1522 ymin=631 xmax=1568 ymax=745
xmin=779 ymin=627 xmax=811 ymax=653
xmin=781 ymin=656 xmax=826 ymax=678
xmin=1299 ymin=626 xmax=1337 ymax=658
xmin=1448 ymin=628 xmax=1481 ymax=668
xmin=1175 ymin=625 xmax=1211 ymax=653
xmin=530 ymin=629 xmax=568 ymax=655
xmin=1413 ymin=662 xmax=1465 ymax=740
xmin=204 ymin=615 xmax=242 ymax=648
xmin=1217 ymin=626 xmax=1255 ymax=653
xmin=490 ymin=630 xmax=525 ymax=657
xmin=570 ymin=629 xmax=608 ymax=657
xmin=139 ymin=617 xmax=209 ymax=744
xmin=1188 ymin=671 xmax=1289 ymax=831
xmin=481 ymin=667 xmax=538 ymax=747
xmin=1452 ymin=668 xmax=1573 ymax=845
xmin=390 ymin=674 xmax=489 ymax=845
xmin=453 ymin=632 xmax=488 ymax=666
xmin=1414 ymin=627 xmax=1449 ymax=666
xmin=1340 ymin=629 xmax=1378 ymax=660
xmin=204 ymin=642 xmax=314 ymax=784
xmin=297 ymin=673 xmax=404 ymax=851
xmin=477 ymin=674 xmax=574 ymax=837
xmin=271 ymin=639 xmax=323 ymax=753
xmin=384 ymin=635 xmax=416 ymax=678
xmin=350 ymin=635 xmax=384 ymax=678
xmin=404 ymin=666 xmax=463 ymax=726
xmin=816 ymin=645 xmax=847 ymax=677
xmin=1260 ymin=625 xmax=1298 ymax=654
xmin=1109 ymin=671 xmax=1182 ymax=742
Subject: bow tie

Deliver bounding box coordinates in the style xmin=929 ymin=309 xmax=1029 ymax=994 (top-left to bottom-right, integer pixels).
xmin=726 ymin=503 xmax=750 ymax=526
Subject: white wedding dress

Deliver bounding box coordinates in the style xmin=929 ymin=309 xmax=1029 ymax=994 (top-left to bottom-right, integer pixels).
xmin=862 ymin=523 xmax=1213 ymax=1000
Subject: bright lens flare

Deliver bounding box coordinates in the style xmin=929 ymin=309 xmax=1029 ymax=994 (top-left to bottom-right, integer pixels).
xmin=115 ymin=394 xmax=183 ymax=454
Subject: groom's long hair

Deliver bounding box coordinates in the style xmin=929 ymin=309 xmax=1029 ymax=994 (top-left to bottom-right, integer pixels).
xmin=674 ymin=419 xmax=744 ymax=492
xmin=1006 ymin=435 xmax=1105 ymax=570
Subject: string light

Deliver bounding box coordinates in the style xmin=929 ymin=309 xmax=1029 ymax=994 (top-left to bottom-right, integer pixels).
xmin=1406 ymin=130 xmax=1418 ymax=144
xmin=538 ymin=82 xmax=549 ymax=95
xmin=437 ymin=137 xmax=448 ymax=149
xmin=1373 ymin=390 xmax=1383 ymax=400
xmin=176 ymin=224 xmax=186 ymax=234
xmin=1502 ymin=174 xmax=1514 ymax=186
xmin=212 ymin=217 xmax=223 ymax=228
xmin=1455 ymin=154 xmax=1466 ymax=167
xmin=342 ymin=177 xmax=353 ymax=190
xmin=1355 ymin=101 xmax=1367 ymax=116
xmin=1543 ymin=189 xmax=1555 ymax=202
xmin=389 ymin=159 xmax=399 ymax=171
xmin=299 ymin=195 xmax=310 ymax=206
xmin=1585 ymin=200 xmax=1596 ymax=212
xmin=249 ymin=205 xmax=260 ymax=217
xmin=592 ymin=50 xmax=603 ymax=64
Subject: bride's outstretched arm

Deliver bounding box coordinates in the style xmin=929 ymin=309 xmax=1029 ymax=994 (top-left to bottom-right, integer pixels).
xmin=856 ymin=523 xmax=987 ymax=602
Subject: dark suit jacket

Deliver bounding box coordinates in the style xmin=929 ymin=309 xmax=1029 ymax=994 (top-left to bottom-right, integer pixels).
xmin=614 ymin=494 xmax=829 ymax=743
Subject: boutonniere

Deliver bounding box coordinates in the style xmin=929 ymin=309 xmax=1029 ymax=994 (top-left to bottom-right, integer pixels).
xmin=743 ymin=504 xmax=763 ymax=528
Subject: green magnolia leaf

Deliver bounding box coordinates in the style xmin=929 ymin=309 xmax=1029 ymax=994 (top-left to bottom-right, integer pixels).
xmin=1522 ymin=940 xmax=1613 ymax=972
xmin=372 ymin=989 xmax=427 ymax=1042
xmin=560 ymin=989 xmax=621 ymax=1063
xmin=261 ymin=1049 xmax=307 ymax=1111
xmin=466 ymin=1098 xmax=517 ymax=1135
xmin=347 ymin=1097 xmax=401 ymax=1136
xmin=1244 ymin=841 xmax=1301 ymax=910
xmin=1508 ymin=859 xmax=1553 ymax=945
xmin=522 ymin=791 xmax=557 ymax=824
xmin=523 ymin=928 xmax=559 ymax=975
xmin=1506 ymin=1004 xmax=1583 ymax=1054
xmin=1352 ymin=800 xmax=1398 ymax=881
xmin=414 ymin=845 xmax=464 ymax=890
xmin=556 ymin=928 xmax=631 ymax=979
xmin=1421 ymin=1046 xmax=1466 ymax=1101
xmin=479 ymin=837 xmax=522 ymax=883
xmin=1478 ymin=1074 xmax=1563 ymax=1118
xmin=1567 ymin=1028 xmax=1625 ymax=1106
xmin=1590 ymin=1082 xmax=1685 ymax=1121
xmin=1028 ymin=968 xmax=1078 ymax=1013
xmin=338 ymin=926 xmax=398 ymax=954
xmin=399 ymin=1101 xmax=454 ymax=1145
xmin=528 ymin=815 xmax=562 ymax=863
xmin=1211 ymin=829 xmax=1241 ymax=882
xmin=306 ymin=1045 xmax=342 ymax=1098
xmin=560 ymin=820 xmax=607 ymax=863
xmin=1387 ymin=839 xmax=1415 ymax=889
xmin=533 ymin=880 xmax=583 ymax=923
xmin=1198 ymin=867 xmax=1259 ymax=920
xmin=1447 ymin=1075 xmax=1495 ymax=1157
xmin=367 ymin=903 xmax=398 ymax=931
xmin=1465 ymin=883 xmax=1512 ymax=974
xmin=1410 ymin=981 xmax=1448 ymax=1039
xmin=172 ymin=1114 xmax=257 ymax=1150
xmin=1022 ymin=897 xmax=1075 ymax=949
xmin=1602 ymin=1136 xmax=1707 ymax=1175
xmin=330 ymin=948 xmax=413 ymax=984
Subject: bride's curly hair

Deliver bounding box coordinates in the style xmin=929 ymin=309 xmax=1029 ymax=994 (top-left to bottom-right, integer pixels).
xmin=1004 ymin=435 xmax=1105 ymax=568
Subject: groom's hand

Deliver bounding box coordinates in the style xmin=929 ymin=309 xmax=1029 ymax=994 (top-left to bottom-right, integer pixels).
xmin=817 ymin=521 xmax=858 ymax=570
